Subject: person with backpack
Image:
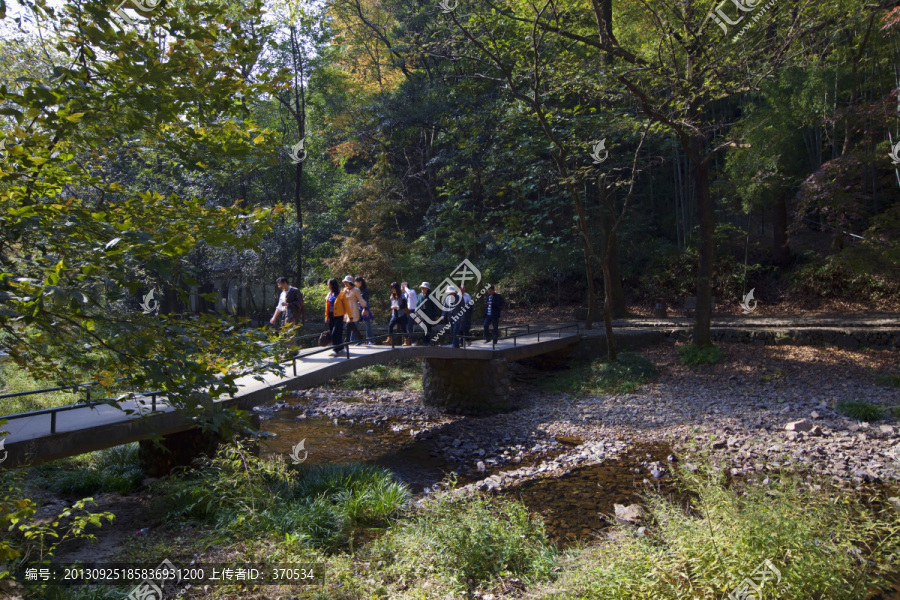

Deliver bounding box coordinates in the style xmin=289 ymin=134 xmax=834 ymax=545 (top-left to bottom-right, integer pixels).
xmin=270 ymin=277 xmax=305 ymax=326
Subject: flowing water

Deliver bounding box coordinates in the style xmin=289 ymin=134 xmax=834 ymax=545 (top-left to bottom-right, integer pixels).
xmin=259 ymin=412 xmax=455 ymax=492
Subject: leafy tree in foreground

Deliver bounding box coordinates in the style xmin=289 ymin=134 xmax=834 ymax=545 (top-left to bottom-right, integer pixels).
xmin=0 ymin=0 xmax=286 ymax=427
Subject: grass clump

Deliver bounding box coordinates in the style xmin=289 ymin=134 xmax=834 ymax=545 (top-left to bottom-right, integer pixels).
xmin=879 ymin=373 xmax=900 ymax=388
xmin=159 ymin=441 xmax=409 ymax=552
xmin=32 ymin=443 xmax=144 ymax=496
xmin=836 ymin=400 xmax=882 ymax=422
xmin=541 ymin=468 xmax=900 ymax=599
xmin=541 ymin=352 xmax=657 ymax=396
xmin=677 ymin=343 xmax=724 ymax=365
xmin=330 ymin=360 xmax=422 ymax=392
xmin=366 ymin=492 xmax=556 ymax=593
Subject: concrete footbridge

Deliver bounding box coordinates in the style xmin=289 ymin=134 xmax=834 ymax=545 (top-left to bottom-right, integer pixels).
xmin=0 ymin=326 xmax=581 ymax=471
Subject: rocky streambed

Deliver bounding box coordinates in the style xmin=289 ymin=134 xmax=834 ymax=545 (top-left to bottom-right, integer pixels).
xmin=253 ymin=342 xmax=900 ymax=543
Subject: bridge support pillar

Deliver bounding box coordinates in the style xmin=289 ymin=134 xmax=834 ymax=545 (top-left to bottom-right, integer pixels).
xmin=422 ymin=357 xmax=510 ymax=415
xmin=138 ymin=416 xmax=260 ymax=477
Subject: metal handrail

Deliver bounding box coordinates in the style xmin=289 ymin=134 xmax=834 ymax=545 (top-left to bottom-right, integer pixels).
xmin=2 ymin=323 xmax=582 ymax=436
xmin=0 ymin=376 xmax=133 ymax=401
xmin=1 ymin=389 xmax=165 ymax=433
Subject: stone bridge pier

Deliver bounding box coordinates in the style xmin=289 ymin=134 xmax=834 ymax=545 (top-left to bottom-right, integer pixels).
xmin=138 ymin=414 xmax=260 ymax=477
xmin=422 ymin=357 xmax=511 ymax=415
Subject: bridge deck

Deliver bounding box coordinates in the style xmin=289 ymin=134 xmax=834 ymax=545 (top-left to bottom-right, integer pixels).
xmin=1 ymin=331 xmax=580 ymax=467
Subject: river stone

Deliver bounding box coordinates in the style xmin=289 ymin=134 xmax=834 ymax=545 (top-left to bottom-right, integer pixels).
xmin=785 ymin=419 xmax=813 ymax=432
xmin=614 ymin=503 xmax=644 ymax=524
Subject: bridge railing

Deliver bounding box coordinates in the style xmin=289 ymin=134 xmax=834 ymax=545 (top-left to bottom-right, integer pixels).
xmin=288 ymin=323 xmax=582 ymax=374
xmin=0 ymin=378 xmax=166 ymax=434
xmin=1 ymin=323 xmax=583 ymax=437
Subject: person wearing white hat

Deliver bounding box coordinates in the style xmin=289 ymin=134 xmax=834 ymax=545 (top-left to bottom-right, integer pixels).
xmin=442 ymin=285 xmax=465 ymax=348
xmin=416 ymin=282 xmax=440 ymax=345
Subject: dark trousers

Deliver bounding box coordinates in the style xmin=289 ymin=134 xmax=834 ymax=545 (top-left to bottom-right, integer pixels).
xmin=420 ymin=321 xmax=433 ymax=345
xmin=406 ymin=314 xmax=417 ymax=339
xmin=451 ymin=320 xmax=465 ymax=348
xmin=329 ymin=317 xmax=344 ymax=350
xmin=345 ymin=320 xmax=362 ymax=344
xmin=388 ymin=315 xmax=408 ymax=342
xmin=483 ymin=314 xmax=500 ymax=343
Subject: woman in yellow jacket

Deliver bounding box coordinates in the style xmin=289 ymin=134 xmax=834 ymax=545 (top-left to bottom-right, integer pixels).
xmin=333 ymin=275 xmax=367 ymax=353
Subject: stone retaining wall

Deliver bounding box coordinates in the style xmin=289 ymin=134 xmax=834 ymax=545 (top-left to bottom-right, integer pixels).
xmin=422 ymin=357 xmax=510 ymax=415
xmin=574 ymin=327 xmax=900 ymax=355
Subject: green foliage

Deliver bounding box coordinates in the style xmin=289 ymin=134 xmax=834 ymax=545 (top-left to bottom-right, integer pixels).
xmin=791 ymin=253 xmax=900 ymax=302
xmin=330 ymin=360 xmax=422 ymax=391
xmin=0 ymin=470 xmax=114 ymax=572
xmin=638 ymin=224 xmax=766 ymax=303
xmin=31 ymin=444 xmax=144 ymax=496
xmin=540 ymin=352 xmax=658 ymax=396
xmin=836 ymin=401 xmax=882 ymax=422
xmin=301 ymin=282 xmax=330 ymax=323
xmin=677 ymin=344 xmax=725 ymax=366
xmin=159 ymin=442 xmax=409 ymax=552
xmin=547 ymin=468 xmax=900 ymax=599
xmin=367 ymin=493 xmax=556 ymax=592
xmin=0 ymin=0 xmax=287 ymax=435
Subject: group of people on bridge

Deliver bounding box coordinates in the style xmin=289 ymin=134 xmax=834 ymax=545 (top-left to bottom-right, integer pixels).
xmin=269 ymin=276 xmax=505 ymax=356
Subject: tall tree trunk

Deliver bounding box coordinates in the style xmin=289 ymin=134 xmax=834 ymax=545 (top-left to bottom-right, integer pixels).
xmin=691 ymin=136 xmax=715 ymax=347
xmin=773 ymin=190 xmax=789 ymax=266
xmin=599 ymin=178 xmax=627 ymax=318
xmin=601 ymin=261 xmax=617 ymax=361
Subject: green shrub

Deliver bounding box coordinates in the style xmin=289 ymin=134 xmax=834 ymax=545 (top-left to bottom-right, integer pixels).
xmin=544 ymin=468 xmax=900 ymax=599
xmin=330 ymin=360 xmax=422 ymax=391
xmin=367 ymin=493 xmax=556 ymax=592
xmin=541 ymin=352 xmax=657 ymax=396
xmin=159 ymin=443 xmax=409 ymax=552
xmin=34 ymin=443 xmax=144 ymax=496
xmin=677 ymin=344 xmax=724 ymax=365
xmin=836 ymin=401 xmax=882 ymax=422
